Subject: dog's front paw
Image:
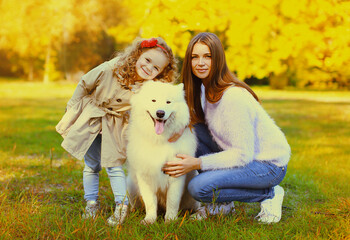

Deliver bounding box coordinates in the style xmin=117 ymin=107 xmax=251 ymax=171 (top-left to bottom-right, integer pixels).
xmin=141 ymin=217 xmax=156 ymax=225
xmin=164 ymin=217 xmax=177 ymax=224
xmin=164 ymin=214 xmax=178 ymax=224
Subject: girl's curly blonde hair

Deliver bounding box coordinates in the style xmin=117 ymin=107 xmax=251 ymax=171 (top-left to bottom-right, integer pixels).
xmin=113 ymin=37 xmax=178 ymax=87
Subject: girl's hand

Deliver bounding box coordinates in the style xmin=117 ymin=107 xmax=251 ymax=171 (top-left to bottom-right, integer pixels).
xmin=162 ymin=154 xmax=202 ymax=178
xmin=168 ymin=128 xmax=185 ymax=142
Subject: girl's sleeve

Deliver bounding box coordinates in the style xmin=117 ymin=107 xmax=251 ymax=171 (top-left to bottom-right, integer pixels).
xmin=200 ymin=89 xmax=256 ymax=170
xmin=66 ymin=63 xmax=105 ymax=109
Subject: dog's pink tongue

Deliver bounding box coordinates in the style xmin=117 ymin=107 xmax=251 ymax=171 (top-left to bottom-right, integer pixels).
xmin=155 ymin=120 xmax=165 ymax=135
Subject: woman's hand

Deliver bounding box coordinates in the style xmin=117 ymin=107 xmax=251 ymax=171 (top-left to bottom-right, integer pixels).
xmin=168 ymin=128 xmax=185 ymax=142
xmin=162 ymin=154 xmax=202 ymax=178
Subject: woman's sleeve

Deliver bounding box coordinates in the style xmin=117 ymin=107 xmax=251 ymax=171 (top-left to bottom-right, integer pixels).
xmin=200 ymin=89 xmax=256 ymax=170
xmin=66 ymin=63 xmax=105 ymax=109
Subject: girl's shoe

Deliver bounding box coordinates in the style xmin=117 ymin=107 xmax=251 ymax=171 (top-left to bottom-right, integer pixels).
xmin=82 ymin=200 xmax=100 ymax=219
xmin=190 ymin=202 xmax=235 ymax=220
xmin=107 ymin=204 xmax=128 ymax=226
xmin=256 ymin=185 xmax=285 ymax=224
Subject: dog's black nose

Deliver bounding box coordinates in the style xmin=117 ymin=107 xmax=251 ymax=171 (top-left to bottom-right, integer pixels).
xmin=156 ymin=110 xmax=165 ymax=118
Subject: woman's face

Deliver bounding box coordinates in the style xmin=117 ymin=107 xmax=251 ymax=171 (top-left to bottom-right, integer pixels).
xmin=191 ymin=42 xmax=212 ymax=82
xmin=135 ymin=48 xmax=169 ymax=81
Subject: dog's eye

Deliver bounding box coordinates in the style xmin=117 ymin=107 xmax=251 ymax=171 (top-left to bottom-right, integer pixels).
xmin=166 ymin=101 xmax=171 ymax=104
xmin=152 ymin=99 xmax=156 ymax=102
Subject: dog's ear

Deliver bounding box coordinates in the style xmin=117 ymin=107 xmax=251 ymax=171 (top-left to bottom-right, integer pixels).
xmin=130 ymin=93 xmax=138 ymax=106
xmin=177 ymin=83 xmax=185 ymax=98
xmin=177 ymin=83 xmax=184 ymax=91
xmin=141 ymin=80 xmax=154 ymax=90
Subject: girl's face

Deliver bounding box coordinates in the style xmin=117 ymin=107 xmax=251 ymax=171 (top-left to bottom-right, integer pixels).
xmin=135 ymin=48 xmax=169 ymax=81
xmin=191 ymin=42 xmax=212 ymax=83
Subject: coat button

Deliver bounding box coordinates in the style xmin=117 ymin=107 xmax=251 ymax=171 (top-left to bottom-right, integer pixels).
xmin=117 ymin=98 xmax=122 ymax=102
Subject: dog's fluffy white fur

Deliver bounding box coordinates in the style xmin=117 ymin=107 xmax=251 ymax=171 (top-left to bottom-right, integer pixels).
xmin=126 ymin=81 xmax=199 ymax=224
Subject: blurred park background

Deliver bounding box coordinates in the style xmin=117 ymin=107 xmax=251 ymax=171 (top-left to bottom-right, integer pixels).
xmin=0 ymin=0 xmax=350 ymax=240
xmin=1 ymin=0 xmax=350 ymax=89
xmin=1 ymin=0 xmax=350 ymax=238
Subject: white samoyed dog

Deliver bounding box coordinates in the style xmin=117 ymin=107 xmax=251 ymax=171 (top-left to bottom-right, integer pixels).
xmin=126 ymin=80 xmax=199 ymax=224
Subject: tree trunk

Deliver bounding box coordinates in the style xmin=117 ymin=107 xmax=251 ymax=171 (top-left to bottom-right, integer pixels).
xmin=28 ymin=62 xmax=34 ymax=81
xmin=269 ymin=72 xmax=289 ymax=89
xmin=43 ymin=41 xmax=51 ymax=84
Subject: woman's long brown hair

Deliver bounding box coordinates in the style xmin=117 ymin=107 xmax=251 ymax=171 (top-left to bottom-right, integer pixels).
xmin=181 ymin=32 xmax=260 ymax=124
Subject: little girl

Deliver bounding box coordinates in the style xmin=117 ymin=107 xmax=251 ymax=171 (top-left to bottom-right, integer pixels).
xmin=56 ymin=37 xmax=178 ymax=226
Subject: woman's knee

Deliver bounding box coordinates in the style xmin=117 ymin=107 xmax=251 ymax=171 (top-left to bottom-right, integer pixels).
xmin=188 ymin=179 xmax=200 ymax=201
xmin=188 ymin=177 xmax=210 ymax=201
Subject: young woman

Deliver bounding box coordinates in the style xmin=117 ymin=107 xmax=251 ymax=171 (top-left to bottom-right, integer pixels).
xmin=162 ymin=32 xmax=291 ymax=224
xmin=56 ymin=37 xmax=178 ymax=226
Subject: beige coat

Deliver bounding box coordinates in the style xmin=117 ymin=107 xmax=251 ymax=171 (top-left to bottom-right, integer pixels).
xmin=56 ymin=58 xmax=141 ymax=167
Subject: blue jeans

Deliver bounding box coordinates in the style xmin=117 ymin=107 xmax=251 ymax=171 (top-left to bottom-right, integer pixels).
xmin=83 ymin=134 xmax=128 ymax=205
xmin=188 ymin=123 xmax=287 ymax=203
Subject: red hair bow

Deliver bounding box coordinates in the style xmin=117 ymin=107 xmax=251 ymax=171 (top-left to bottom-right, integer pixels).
xmin=141 ymin=38 xmax=158 ymax=48
xmin=141 ymin=38 xmax=169 ymax=55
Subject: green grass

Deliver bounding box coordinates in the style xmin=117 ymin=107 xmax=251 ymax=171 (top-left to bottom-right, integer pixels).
xmin=0 ymin=81 xmax=349 ymax=239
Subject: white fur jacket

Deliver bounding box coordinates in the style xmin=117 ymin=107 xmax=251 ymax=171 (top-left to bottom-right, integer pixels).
xmin=200 ymin=85 xmax=291 ymax=170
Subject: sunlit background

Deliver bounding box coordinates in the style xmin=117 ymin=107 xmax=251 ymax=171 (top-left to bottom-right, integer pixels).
xmin=1 ymin=0 xmax=349 ymax=89
xmin=1 ymin=1 xmax=350 ymax=238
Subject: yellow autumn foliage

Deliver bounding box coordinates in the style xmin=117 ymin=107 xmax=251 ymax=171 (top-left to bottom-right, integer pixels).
xmin=0 ymin=0 xmax=349 ymax=88
xmin=111 ymin=0 xmax=350 ymax=88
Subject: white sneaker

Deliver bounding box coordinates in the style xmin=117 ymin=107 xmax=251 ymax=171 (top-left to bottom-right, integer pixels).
xmin=82 ymin=200 xmax=100 ymax=219
xmin=107 ymin=204 xmax=128 ymax=226
xmin=256 ymin=185 xmax=285 ymax=224
xmin=209 ymin=201 xmax=235 ymax=215
xmin=190 ymin=202 xmax=235 ymax=220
